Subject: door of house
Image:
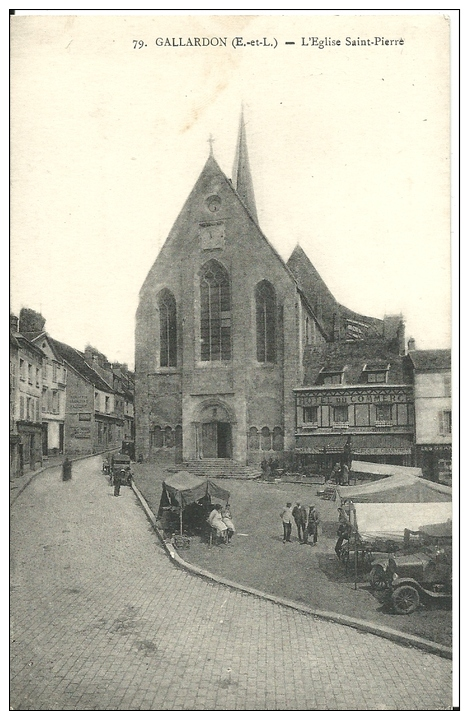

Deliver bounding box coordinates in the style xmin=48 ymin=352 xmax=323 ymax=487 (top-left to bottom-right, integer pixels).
xmin=59 ymin=424 xmax=64 ymax=454
xmin=42 ymin=424 xmax=48 ymax=455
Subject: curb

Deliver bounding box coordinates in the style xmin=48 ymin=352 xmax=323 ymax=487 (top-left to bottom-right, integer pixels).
xmin=131 ymin=481 xmax=452 ymax=661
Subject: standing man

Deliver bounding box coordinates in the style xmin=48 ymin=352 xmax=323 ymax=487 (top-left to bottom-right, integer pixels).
xmin=292 ymin=501 xmax=308 ymax=543
xmin=341 ymin=462 xmax=350 ymax=486
xmin=114 ymin=468 xmax=125 ymax=497
xmin=280 ymin=502 xmax=294 ymax=544
xmin=62 ymin=457 xmax=72 ymax=482
xmin=305 ymin=505 xmax=319 ymax=545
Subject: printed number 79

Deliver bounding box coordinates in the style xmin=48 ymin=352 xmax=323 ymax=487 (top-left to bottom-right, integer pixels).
xmin=133 ymin=40 xmax=145 ymax=49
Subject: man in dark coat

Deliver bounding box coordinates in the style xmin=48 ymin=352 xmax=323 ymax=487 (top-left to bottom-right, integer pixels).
xmin=292 ymin=501 xmax=308 ymax=543
xmin=114 ymin=468 xmax=125 ymax=497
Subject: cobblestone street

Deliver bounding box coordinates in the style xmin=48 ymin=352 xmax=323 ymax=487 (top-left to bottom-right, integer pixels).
xmin=10 ymin=458 xmax=453 ymax=710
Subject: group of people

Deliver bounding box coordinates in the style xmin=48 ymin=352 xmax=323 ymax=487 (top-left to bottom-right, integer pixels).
xmin=208 ymin=503 xmax=236 ymax=544
xmin=280 ymin=501 xmax=319 ymax=545
xmin=330 ymin=462 xmax=350 ymax=486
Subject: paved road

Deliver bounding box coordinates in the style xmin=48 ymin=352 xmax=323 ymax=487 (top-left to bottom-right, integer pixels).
xmin=10 ymin=458 xmax=452 ymax=710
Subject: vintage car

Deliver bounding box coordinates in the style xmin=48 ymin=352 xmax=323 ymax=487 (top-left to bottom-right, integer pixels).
xmin=370 ymin=546 xmax=452 ymax=614
xmin=110 ymin=453 xmax=132 ymax=486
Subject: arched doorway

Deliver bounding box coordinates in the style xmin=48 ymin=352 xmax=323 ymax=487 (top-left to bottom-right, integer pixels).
xmin=196 ymin=401 xmax=234 ymax=459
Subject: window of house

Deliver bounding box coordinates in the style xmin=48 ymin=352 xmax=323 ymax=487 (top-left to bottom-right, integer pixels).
xmin=200 ymin=260 xmax=231 ymax=361
xmin=319 ymin=368 xmax=344 ymax=385
xmin=42 ymin=388 xmax=47 ymax=412
xmin=255 ymin=280 xmax=276 ymax=363
xmin=36 ymin=368 xmax=40 ymax=388
xmin=28 ymin=363 xmax=33 ymax=384
xmin=52 ymin=362 xmax=57 ymax=382
xmin=105 ymin=396 xmax=110 ymax=413
xmin=94 ymin=391 xmax=99 ymax=410
xmin=375 ymin=404 xmax=393 ymax=422
xmin=158 ymin=289 xmax=177 ymax=368
xmin=367 ymin=371 xmax=387 ymax=383
xmin=303 ymin=406 xmax=318 ymax=424
xmin=439 ymin=410 xmax=452 ymax=434
xmin=20 ymin=396 xmax=24 ymax=419
xmin=36 ymin=399 xmax=39 ymax=421
xmin=52 ymin=391 xmax=58 ymax=414
xmin=333 ymin=406 xmax=348 ymax=423
xmin=363 ymin=364 xmax=389 ymax=383
xmin=19 ymin=359 xmax=25 ymax=381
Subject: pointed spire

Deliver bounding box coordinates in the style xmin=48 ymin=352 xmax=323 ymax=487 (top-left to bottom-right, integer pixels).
xmin=232 ymin=108 xmax=258 ymax=223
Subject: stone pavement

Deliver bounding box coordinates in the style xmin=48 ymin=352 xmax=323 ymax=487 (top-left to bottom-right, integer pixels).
xmin=10 ymin=457 xmax=453 ymax=710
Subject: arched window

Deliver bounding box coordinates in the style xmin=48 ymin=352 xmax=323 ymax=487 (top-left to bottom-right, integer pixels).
xmin=158 ymin=289 xmax=177 ymax=367
xmin=248 ymin=426 xmax=259 ymax=451
xmin=164 ymin=426 xmax=174 ymax=448
xmin=152 ymin=426 xmax=163 ymax=449
xmin=200 ymin=260 xmax=231 ymax=361
xmin=273 ymin=427 xmax=284 ymax=451
xmin=256 ymin=281 xmax=276 ymax=363
xmin=261 ymin=426 xmax=271 ymax=451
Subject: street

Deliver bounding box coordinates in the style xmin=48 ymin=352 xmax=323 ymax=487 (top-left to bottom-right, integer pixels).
xmin=10 ymin=457 xmax=452 ymax=710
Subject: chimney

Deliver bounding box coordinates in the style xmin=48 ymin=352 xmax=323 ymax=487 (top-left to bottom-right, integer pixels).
xmin=10 ymin=314 xmax=19 ymax=332
xmin=408 ymin=337 xmax=416 ymax=351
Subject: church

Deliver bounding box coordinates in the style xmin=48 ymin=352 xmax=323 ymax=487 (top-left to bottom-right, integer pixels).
xmin=135 ymin=115 xmax=405 ymax=471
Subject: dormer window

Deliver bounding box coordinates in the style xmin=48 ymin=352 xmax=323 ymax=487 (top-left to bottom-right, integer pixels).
xmin=363 ymin=363 xmax=390 ymax=384
xmin=318 ymin=367 xmax=344 ymax=385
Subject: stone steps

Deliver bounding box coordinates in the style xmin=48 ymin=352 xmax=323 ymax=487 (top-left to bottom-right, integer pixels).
xmin=176 ymin=459 xmax=261 ymax=480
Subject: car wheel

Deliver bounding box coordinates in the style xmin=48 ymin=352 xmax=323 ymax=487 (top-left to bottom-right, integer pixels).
xmin=370 ymin=565 xmax=389 ymax=590
xmin=392 ymin=584 xmax=420 ymax=614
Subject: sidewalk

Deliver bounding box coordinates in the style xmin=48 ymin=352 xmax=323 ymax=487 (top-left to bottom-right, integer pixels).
xmin=9 ymin=450 xmax=116 ymax=505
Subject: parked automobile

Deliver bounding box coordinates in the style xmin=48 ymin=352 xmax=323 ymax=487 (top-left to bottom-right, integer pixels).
xmin=370 ymin=546 xmax=452 ymax=614
xmin=110 ymin=453 xmax=132 ymax=486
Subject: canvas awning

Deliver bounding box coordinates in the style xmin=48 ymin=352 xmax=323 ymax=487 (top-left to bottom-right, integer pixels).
xmin=352 ymin=502 xmax=452 ymax=541
xmin=161 ymin=471 xmax=230 ymax=510
xmin=350 ymin=460 xmax=422 ymax=478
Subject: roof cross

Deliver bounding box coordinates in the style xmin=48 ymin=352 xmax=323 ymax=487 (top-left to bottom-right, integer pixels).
xmin=207 ymin=134 xmax=215 ymax=156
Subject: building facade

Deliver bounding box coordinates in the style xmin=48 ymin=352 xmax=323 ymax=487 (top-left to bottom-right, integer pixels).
xmin=408 ymin=349 xmax=452 ymax=483
xmin=294 ymin=336 xmax=414 ymax=472
xmin=135 ymin=117 xmax=399 ymax=468
xmin=10 ymin=317 xmax=44 ymax=474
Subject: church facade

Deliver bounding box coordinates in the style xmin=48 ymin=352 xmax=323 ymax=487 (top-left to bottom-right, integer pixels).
xmin=135 ymin=118 xmax=398 ymax=467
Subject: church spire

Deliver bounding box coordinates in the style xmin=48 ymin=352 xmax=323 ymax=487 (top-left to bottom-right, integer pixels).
xmin=232 ymin=108 xmax=258 ymax=223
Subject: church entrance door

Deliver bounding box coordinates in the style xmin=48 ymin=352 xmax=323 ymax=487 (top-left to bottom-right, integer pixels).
xmin=201 ymin=421 xmax=232 ymax=459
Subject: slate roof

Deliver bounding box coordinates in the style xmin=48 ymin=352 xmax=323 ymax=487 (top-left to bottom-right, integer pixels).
xmin=408 ymin=349 xmax=451 ymax=371
xmin=301 ymin=339 xmax=411 ymax=387
xmin=287 ymin=244 xmax=383 ymax=340
xmin=49 ymin=337 xmax=115 ymax=393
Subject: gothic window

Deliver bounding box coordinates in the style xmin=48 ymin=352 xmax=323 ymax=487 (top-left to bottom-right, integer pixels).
xmin=256 ymin=280 xmax=276 ymax=363
xmin=158 ymin=289 xmax=177 ymax=368
xmin=200 ymin=260 xmax=231 ymax=361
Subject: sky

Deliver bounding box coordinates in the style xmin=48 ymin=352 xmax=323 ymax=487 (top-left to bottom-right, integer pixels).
xmin=10 ymin=11 xmax=455 ymax=369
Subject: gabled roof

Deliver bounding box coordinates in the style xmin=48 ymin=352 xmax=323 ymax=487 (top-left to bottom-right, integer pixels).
xmin=12 ymin=332 xmax=45 ymax=359
xmin=408 ymin=349 xmax=451 ymax=371
xmin=49 ymin=337 xmax=115 ymax=393
xmin=27 ymin=331 xmax=65 ymax=364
